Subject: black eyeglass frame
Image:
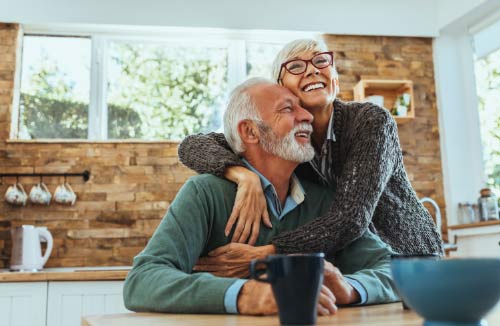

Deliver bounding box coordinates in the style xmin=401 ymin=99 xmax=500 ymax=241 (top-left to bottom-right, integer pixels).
xmin=277 ymin=51 xmax=335 ymax=83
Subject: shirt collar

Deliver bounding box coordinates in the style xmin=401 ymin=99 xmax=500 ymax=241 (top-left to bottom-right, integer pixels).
xmin=241 ymin=158 xmax=306 ymax=205
xmin=326 ymin=107 xmax=336 ymax=142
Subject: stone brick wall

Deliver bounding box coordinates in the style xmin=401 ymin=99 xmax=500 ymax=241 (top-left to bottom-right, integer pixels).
xmin=0 ymin=23 xmax=446 ymax=268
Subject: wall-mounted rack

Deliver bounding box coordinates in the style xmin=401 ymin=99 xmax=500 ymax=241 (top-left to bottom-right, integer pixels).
xmin=0 ymin=170 xmax=91 ymax=182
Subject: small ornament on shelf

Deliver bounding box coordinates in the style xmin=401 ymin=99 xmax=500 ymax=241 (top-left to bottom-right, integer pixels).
xmin=392 ymin=93 xmax=411 ymax=117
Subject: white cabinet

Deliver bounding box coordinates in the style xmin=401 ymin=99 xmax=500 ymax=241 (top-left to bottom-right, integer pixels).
xmin=448 ymin=223 xmax=500 ymax=257
xmin=47 ymin=281 xmax=129 ymax=326
xmin=0 ymin=282 xmax=47 ymax=326
xmin=0 ymin=280 xmax=128 ymax=326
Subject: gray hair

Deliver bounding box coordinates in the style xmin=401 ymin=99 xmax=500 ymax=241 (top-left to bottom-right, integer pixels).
xmin=224 ymin=77 xmax=275 ymax=154
xmin=271 ymin=38 xmax=336 ymax=83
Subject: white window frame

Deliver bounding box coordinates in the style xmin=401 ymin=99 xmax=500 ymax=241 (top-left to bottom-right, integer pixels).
xmin=14 ymin=24 xmax=314 ymax=141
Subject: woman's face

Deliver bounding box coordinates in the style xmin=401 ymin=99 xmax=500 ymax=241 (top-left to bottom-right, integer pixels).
xmin=280 ymin=50 xmax=338 ymax=112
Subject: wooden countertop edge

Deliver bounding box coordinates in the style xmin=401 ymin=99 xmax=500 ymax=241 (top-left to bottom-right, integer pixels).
xmin=448 ymin=220 xmax=500 ymax=230
xmin=0 ymin=270 xmax=129 ymax=282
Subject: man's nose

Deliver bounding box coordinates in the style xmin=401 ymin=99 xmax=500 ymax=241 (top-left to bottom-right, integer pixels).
xmin=296 ymin=105 xmax=314 ymax=123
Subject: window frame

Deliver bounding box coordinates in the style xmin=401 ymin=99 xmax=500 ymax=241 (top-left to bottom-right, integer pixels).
xmin=14 ymin=24 xmax=314 ymax=141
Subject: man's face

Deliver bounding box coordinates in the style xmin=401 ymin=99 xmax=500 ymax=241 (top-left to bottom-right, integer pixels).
xmin=248 ymin=84 xmax=315 ymax=163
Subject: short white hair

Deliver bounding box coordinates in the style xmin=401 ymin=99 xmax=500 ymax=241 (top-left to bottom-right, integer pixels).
xmin=224 ymin=77 xmax=275 ymax=154
xmin=271 ymin=38 xmax=335 ymax=83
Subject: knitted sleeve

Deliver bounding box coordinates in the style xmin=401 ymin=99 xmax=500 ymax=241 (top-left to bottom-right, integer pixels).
xmin=272 ymin=108 xmax=400 ymax=254
xmin=177 ymin=132 xmax=245 ymax=178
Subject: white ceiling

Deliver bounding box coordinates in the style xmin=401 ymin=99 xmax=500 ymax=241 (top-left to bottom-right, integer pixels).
xmin=0 ymin=0 xmax=496 ymax=37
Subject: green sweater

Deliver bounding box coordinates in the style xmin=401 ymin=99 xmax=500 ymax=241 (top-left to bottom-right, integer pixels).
xmin=123 ymin=174 xmax=399 ymax=313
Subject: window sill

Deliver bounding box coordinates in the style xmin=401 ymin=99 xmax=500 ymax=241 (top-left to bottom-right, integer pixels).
xmin=6 ymin=139 xmax=181 ymax=144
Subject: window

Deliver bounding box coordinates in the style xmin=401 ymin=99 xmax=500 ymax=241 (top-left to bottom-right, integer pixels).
xmin=106 ymin=40 xmax=227 ymax=140
xmin=19 ymin=35 xmax=91 ymax=139
xmin=15 ymin=28 xmax=309 ymax=141
xmin=246 ymin=42 xmax=284 ymax=79
xmin=474 ymin=48 xmax=500 ymax=197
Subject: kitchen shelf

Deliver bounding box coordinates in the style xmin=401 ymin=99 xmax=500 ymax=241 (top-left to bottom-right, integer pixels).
xmin=448 ymin=220 xmax=500 ymax=230
xmin=353 ymin=79 xmax=414 ymax=123
xmin=0 ymin=170 xmax=90 ymax=182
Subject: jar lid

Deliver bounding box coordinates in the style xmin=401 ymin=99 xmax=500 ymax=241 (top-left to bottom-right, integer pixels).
xmin=480 ymin=188 xmax=492 ymax=197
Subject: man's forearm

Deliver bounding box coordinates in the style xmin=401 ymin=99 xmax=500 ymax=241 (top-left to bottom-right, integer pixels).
xmin=124 ymin=258 xmax=238 ymax=313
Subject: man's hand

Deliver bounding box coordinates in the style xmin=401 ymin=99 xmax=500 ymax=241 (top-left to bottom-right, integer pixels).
xmin=318 ymin=285 xmax=338 ymax=315
xmin=238 ymin=281 xmax=337 ymax=316
xmin=237 ymin=280 xmax=277 ymax=315
xmin=323 ymin=260 xmax=361 ymax=305
xmin=193 ymin=243 xmax=276 ymax=278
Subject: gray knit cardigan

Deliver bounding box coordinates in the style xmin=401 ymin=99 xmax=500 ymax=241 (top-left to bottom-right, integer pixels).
xmin=177 ymin=99 xmax=443 ymax=256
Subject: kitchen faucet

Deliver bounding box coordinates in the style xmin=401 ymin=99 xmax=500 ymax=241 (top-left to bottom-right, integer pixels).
xmin=419 ymin=197 xmax=457 ymax=255
xmin=419 ymin=197 xmax=442 ymax=232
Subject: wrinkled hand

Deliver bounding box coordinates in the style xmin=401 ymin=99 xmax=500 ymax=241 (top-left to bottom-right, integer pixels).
xmin=224 ymin=166 xmax=271 ymax=245
xmin=318 ymin=285 xmax=338 ymax=315
xmin=237 ymin=280 xmax=277 ymax=315
xmin=193 ymin=243 xmax=276 ymax=278
xmin=323 ymin=260 xmax=360 ymax=305
xmin=238 ymin=282 xmax=337 ymax=316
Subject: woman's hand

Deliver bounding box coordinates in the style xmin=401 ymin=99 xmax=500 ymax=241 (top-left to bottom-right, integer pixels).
xmin=193 ymin=243 xmax=276 ymax=278
xmin=224 ymin=166 xmax=272 ymax=245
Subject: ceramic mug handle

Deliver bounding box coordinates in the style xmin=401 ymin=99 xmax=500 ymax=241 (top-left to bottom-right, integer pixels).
xmin=65 ymin=182 xmax=76 ymax=205
xmin=249 ymin=259 xmax=272 ymax=283
xmin=41 ymin=182 xmax=52 ymax=205
xmin=16 ymin=182 xmax=27 ymax=195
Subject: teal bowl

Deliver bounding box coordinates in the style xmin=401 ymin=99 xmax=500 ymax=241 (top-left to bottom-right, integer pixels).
xmin=391 ymin=258 xmax=500 ymax=326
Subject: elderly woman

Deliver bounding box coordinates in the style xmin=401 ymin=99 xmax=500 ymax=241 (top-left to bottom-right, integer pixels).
xmin=178 ymin=38 xmax=442 ymax=265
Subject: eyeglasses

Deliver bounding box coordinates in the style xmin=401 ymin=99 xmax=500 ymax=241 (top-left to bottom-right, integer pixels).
xmin=277 ymin=51 xmax=334 ymax=82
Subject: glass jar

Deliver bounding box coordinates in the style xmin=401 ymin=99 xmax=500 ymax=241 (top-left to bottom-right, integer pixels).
xmin=458 ymin=203 xmax=475 ymax=224
xmin=471 ymin=204 xmax=480 ymax=222
xmin=477 ymin=188 xmax=499 ymax=221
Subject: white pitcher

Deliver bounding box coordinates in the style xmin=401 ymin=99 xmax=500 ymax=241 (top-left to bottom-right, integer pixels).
xmin=10 ymin=225 xmax=53 ymax=271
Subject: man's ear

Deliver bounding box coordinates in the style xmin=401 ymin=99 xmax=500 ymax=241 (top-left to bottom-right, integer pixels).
xmin=237 ymin=120 xmax=260 ymax=145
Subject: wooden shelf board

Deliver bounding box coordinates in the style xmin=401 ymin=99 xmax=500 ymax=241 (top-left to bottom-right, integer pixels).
xmin=448 ymin=220 xmax=500 ymax=230
xmin=358 ymin=79 xmax=413 ymax=91
xmin=393 ymin=116 xmax=414 ymax=124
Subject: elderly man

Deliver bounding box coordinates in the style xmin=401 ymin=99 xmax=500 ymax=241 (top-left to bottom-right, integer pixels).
xmin=123 ymin=78 xmax=398 ymax=315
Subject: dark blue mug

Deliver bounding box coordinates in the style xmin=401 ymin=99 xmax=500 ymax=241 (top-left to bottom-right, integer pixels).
xmin=249 ymin=253 xmax=324 ymax=326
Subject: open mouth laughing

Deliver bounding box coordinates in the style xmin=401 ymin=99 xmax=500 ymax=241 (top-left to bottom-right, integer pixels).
xmin=302 ymin=82 xmax=326 ymax=92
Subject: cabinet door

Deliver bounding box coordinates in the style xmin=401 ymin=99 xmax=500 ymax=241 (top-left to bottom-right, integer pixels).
xmin=46 ymin=281 xmax=129 ymax=326
xmin=451 ymin=232 xmax=500 ymax=257
xmin=0 ymin=282 xmax=48 ymax=326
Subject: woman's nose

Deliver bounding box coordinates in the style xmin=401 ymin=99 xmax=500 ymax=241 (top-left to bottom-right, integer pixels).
xmin=304 ymin=62 xmax=320 ymax=77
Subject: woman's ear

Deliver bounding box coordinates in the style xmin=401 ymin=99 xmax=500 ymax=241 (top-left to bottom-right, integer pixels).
xmin=237 ymin=120 xmax=260 ymax=145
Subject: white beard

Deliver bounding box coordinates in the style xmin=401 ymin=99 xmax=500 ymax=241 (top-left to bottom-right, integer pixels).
xmin=258 ymin=122 xmax=315 ymax=163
